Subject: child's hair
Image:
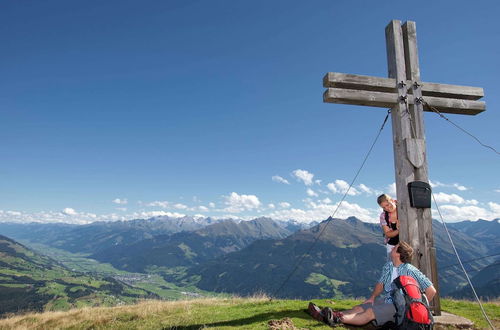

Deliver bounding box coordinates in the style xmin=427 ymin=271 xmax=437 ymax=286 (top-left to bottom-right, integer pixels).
xmin=377 ymin=194 xmax=392 ymax=205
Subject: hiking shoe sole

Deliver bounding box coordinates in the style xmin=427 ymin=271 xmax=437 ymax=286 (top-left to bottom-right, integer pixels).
xmin=322 ymin=307 xmax=343 ymax=326
xmin=308 ymin=302 xmax=325 ymax=323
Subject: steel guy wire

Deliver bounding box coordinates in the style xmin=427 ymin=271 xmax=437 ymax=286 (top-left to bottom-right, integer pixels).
xmin=269 ymin=110 xmax=391 ymax=300
xmin=432 ymin=193 xmax=495 ymax=329
xmin=424 ymin=100 xmax=500 ymax=156
xmin=405 ymin=98 xmax=495 ymax=329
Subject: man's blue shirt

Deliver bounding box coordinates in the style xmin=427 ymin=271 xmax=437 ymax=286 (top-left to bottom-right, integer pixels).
xmin=378 ymin=262 xmax=433 ymax=303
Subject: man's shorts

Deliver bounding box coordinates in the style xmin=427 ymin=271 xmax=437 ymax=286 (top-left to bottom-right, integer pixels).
xmin=359 ymin=299 xmax=396 ymax=326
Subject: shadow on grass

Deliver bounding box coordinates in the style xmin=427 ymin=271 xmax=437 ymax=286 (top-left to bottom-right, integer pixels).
xmin=164 ymin=308 xmax=378 ymax=330
xmin=164 ymin=308 xmax=310 ymax=329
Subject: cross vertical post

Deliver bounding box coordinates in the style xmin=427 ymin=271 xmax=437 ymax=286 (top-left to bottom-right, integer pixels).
xmin=386 ymin=20 xmax=440 ymax=314
xmin=403 ymin=21 xmax=441 ymax=314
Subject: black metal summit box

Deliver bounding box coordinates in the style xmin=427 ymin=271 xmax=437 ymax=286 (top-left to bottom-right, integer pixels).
xmin=408 ymin=181 xmax=431 ymax=208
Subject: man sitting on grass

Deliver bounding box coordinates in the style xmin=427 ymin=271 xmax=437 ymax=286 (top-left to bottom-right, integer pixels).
xmin=308 ymin=241 xmax=436 ymax=326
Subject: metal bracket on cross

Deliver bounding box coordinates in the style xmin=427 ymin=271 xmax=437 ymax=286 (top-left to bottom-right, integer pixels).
xmin=323 ymin=72 xmax=485 ymax=115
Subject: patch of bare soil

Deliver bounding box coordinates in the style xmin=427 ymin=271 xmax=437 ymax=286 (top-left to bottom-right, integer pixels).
xmin=268 ymin=317 xmax=299 ymax=330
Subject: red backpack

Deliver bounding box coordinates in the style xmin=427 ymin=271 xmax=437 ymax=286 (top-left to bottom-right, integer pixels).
xmin=391 ymin=275 xmax=434 ymax=329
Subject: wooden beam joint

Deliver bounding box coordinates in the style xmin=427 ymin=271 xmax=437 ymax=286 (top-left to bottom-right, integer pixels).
xmin=323 ymin=88 xmax=485 ymax=115
xmin=323 ymin=72 xmax=485 ymax=101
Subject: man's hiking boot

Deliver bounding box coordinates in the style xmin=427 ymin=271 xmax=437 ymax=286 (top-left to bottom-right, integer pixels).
xmin=322 ymin=307 xmax=344 ymax=326
xmin=307 ymin=302 xmax=325 ymax=323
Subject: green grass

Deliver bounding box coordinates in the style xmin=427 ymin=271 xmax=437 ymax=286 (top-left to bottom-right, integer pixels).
xmin=442 ymin=299 xmax=500 ymax=329
xmin=305 ymin=273 xmax=350 ymax=298
xmin=0 ymin=284 xmax=29 ymax=288
xmin=131 ymin=273 xmax=222 ymax=300
xmin=1 ymin=297 xmax=498 ymax=330
xmin=47 ymin=298 xmax=71 ymax=311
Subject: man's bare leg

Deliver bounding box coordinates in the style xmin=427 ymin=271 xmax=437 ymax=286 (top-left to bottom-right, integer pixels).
xmin=339 ymin=306 xmax=375 ymax=326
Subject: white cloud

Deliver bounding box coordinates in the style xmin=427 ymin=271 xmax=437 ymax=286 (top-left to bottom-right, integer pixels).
xmin=429 ymin=180 xmax=468 ymax=191
xmin=2 ymin=194 xmax=498 ymax=225
xmin=6 ymin=211 xmax=21 ymax=216
xmin=267 ymin=203 xmax=276 ymax=209
xmin=327 ymin=180 xmax=360 ymax=196
xmin=0 ymin=208 xmax=190 ymax=225
xmin=433 ymin=205 xmax=485 ymax=222
xmin=488 ymin=202 xmax=500 ymax=214
xmin=433 ymin=192 xmax=477 ymax=205
xmin=116 ymin=207 xmax=127 ymax=212
xmin=435 ymin=193 xmax=464 ymax=204
xmin=387 ymin=183 xmax=397 ymax=196
xmin=112 ymin=198 xmax=128 ymax=205
xmin=223 ymin=192 xmax=261 ymax=213
xmin=307 ymin=188 xmax=319 ymax=197
xmin=62 ymin=208 xmax=77 ymax=216
xmin=0 ymin=209 xmax=102 ymax=224
xmin=208 ymin=202 xmax=216 ymax=208
xmin=267 ymin=200 xmax=375 ymax=223
xmin=146 ymin=201 xmax=170 ymax=208
xmin=430 ymin=201 xmax=500 ymax=222
xmin=358 ymin=184 xmax=372 ymax=194
xmin=292 ymin=169 xmax=314 ymax=186
xmin=272 ymin=175 xmax=290 ymax=185
xmin=357 ymin=183 xmax=381 ymax=196
xmin=172 ymin=203 xmax=188 ymax=210
xmin=197 ymin=206 xmax=209 ymax=212
xmin=429 ymin=180 xmax=444 ymax=188
xmin=454 ymin=184 xmax=467 ymax=191
xmin=494 ymin=189 xmax=500 ymax=193
xmin=132 ymin=211 xmax=185 ymax=219
xmin=144 ymin=201 xmax=192 ymax=211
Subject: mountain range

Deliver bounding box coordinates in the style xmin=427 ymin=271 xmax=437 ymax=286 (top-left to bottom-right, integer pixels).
xmin=0 ymin=216 xmax=498 ymax=311
xmin=189 ymin=217 xmax=500 ymax=299
xmin=0 ymin=216 xmax=226 ymax=254
xmin=91 ymin=217 xmax=292 ymax=273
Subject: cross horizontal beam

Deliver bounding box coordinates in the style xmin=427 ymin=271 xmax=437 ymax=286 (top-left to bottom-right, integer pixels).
xmin=323 ymin=72 xmax=484 ymax=101
xmin=323 ymin=87 xmax=485 ymax=115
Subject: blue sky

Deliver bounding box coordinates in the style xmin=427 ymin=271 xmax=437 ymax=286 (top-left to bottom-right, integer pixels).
xmin=1 ymin=0 xmax=499 ymax=224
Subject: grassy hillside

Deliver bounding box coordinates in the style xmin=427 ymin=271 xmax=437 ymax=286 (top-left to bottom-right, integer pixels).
xmin=0 ymin=297 xmax=498 ymax=329
xmin=19 ymin=241 xmax=217 ymax=301
xmin=0 ymin=235 xmax=156 ymax=315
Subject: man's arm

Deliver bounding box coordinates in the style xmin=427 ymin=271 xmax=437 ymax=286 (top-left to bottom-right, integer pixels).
xmin=424 ymin=285 xmax=436 ymax=302
xmin=408 ymin=265 xmax=434 ymax=300
xmin=363 ymin=282 xmax=384 ymax=304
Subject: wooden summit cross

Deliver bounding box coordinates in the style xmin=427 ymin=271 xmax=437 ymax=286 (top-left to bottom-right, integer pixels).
xmin=323 ymin=20 xmax=485 ymax=314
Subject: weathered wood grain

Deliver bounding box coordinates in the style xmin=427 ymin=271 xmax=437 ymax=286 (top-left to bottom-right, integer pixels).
xmin=403 ymin=19 xmax=440 ymax=315
xmin=323 ymin=88 xmax=485 ymax=115
xmin=323 ymin=72 xmax=484 ymax=101
xmin=386 ymin=20 xmax=417 ymax=262
xmin=323 ymin=88 xmax=396 ymax=108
